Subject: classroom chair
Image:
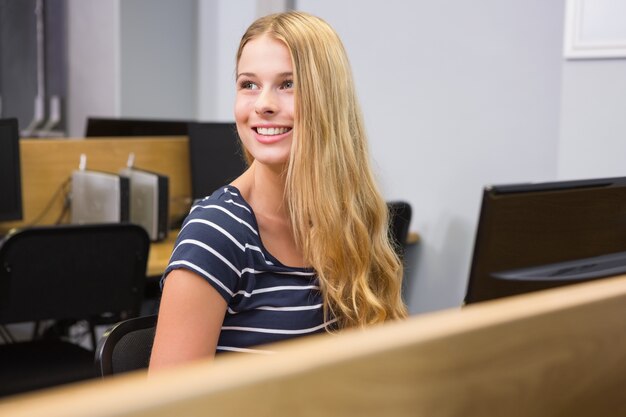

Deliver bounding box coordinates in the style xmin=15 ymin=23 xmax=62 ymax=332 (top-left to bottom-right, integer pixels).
xmin=387 ymin=201 xmax=413 ymax=260
xmin=95 ymin=314 xmax=157 ymax=377
xmin=0 ymin=223 xmax=149 ymax=397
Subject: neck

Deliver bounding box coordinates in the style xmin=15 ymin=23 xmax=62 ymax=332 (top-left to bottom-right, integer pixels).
xmin=234 ymin=161 xmax=289 ymax=219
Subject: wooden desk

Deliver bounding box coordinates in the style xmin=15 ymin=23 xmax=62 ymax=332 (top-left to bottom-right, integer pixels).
xmin=0 ymin=137 xmax=192 ymax=234
xmin=1 ymin=274 xmax=625 ymax=416
xmin=147 ymin=232 xmax=178 ymax=277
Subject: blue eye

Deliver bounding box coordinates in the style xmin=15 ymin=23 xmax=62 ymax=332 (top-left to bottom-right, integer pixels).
xmin=281 ymin=80 xmax=294 ymax=89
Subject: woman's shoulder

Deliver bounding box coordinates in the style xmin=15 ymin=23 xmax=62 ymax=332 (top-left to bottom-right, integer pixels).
xmin=181 ymin=185 xmax=258 ymax=237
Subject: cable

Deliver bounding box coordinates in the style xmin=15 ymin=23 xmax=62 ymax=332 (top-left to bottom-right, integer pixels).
xmin=54 ymin=179 xmax=72 ymax=225
xmin=25 ymin=176 xmax=71 ymax=227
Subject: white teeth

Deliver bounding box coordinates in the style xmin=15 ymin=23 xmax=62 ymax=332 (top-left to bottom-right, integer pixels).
xmin=257 ymin=127 xmax=290 ymax=136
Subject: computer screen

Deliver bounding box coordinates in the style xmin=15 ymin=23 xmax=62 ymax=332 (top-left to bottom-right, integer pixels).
xmin=0 ymin=118 xmax=23 ymax=222
xmin=464 ymin=176 xmax=626 ymax=304
xmin=85 ymin=117 xmax=190 ymax=137
xmin=187 ymin=122 xmax=247 ymax=200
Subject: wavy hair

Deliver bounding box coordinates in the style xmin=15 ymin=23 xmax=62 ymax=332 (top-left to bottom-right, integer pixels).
xmin=236 ymin=11 xmax=407 ymax=328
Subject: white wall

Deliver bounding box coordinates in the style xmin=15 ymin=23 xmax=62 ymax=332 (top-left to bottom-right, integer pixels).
xmin=197 ymin=0 xmax=256 ymax=122
xmin=67 ymin=0 xmax=288 ymax=134
xmin=558 ymin=60 xmax=626 ymax=179
xmin=67 ymin=0 xmax=200 ymax=137
xmin=67 ymin=0 xmax=120 ymax=137
xmin=296 ymin=0 xmax=565 ymax=313
xmin=557 ymin=1 xmax=626 ymax=180
xmin=119 ymin=0 xmax=197 ymax=119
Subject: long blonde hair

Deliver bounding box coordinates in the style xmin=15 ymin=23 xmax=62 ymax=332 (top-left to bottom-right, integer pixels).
xmin=237 ymin=11 xmax=407 ymax=328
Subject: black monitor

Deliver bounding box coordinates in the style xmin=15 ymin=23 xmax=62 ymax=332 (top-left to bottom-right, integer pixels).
xmin=85 ymin=117 xmax=190 ymax=137
xmin=0 ymin=118 xmax=23 ymax=222
xmin=187 ymin=122 xmax=247 ymax=200
xmin=465 ymin=176 xmax=626 ymax=304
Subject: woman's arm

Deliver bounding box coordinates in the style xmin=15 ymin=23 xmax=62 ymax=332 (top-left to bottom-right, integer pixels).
xmin=149 ymin=268 xmax=227 ymax=373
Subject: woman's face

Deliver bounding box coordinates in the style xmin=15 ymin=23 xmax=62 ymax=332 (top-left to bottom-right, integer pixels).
xmin=235 ymin=35 xmax=295 ymax=170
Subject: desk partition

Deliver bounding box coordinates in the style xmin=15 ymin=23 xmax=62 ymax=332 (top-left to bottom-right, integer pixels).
xmin=0 ymin=137 xmax=191 ymax=235
xmin=0 ymin=275 xmax=625 ymax=416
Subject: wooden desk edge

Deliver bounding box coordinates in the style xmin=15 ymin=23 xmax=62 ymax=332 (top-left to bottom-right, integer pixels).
xmin=2 ymin=274 xmax=626 ymax=417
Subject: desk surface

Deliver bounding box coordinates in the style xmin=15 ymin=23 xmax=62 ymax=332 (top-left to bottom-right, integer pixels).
xmin=147 ymin=231 xmax=178 ymax=277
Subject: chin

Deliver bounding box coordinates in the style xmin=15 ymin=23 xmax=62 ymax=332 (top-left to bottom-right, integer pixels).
xmin=247 ymin=147 xmax=291 ymax=169
xmin=254 ymin=156 xmax=290 ymax=169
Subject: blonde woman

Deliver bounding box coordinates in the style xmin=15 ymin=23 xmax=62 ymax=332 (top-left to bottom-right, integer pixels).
xmin=150 ymin=11 xmax=407 ymax=370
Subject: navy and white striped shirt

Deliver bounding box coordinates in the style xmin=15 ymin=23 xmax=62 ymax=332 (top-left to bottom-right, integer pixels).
xmin=163 ymin=186 xmax=333 ymax=354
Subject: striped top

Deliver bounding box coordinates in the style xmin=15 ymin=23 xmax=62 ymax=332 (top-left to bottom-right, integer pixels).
xmin=163 ymin=186 xmax=333 ymax=354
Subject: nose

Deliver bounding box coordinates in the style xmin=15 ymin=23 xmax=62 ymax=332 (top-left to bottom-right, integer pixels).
xmin=254 ymin=89 xmax=278 ymax=116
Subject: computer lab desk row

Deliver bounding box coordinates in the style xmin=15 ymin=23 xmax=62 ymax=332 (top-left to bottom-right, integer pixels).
xmin=3 ymin=136 xmax=419 ymax=278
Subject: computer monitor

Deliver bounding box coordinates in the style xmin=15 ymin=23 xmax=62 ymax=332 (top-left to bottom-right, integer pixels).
xmin=0 ymin=118 xmax=23 ymax=222
xmin=187 ymin=122 xmax=247 ymax=200
xmin=85 ymin=117 xmax=190 ymax=137
xmin=465 ymin=176 xmax=626 ymax=304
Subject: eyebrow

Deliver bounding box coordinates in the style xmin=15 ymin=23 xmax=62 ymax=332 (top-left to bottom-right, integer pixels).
xmin=236 ymin=72 xmax=293 ymax=80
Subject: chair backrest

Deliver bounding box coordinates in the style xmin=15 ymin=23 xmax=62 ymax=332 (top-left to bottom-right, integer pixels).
xmin=95 ymin=314 xmax=158 ymax=377
xmin=0 ymin=223 xmax=149 ymax=325
xmin=387 ymin=201 xmax=412 ymax=259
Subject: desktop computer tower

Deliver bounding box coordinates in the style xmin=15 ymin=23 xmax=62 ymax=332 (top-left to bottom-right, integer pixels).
xmin=71 ymin=170 xmax=130 ymax=225
xmin=120 ymin=167 xmax=169 ymax=242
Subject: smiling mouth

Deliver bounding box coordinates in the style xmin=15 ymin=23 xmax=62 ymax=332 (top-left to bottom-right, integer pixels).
xmin=254 ymin=127 xmax=292 ymax=136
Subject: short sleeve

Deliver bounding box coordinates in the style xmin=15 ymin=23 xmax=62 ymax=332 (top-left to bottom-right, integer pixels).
xmin=162 ymin=204 xmax=245 ymax=303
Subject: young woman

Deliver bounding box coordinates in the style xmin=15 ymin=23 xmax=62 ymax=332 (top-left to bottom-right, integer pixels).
xmin=149 ymin=11 xmax=407 ymax=371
